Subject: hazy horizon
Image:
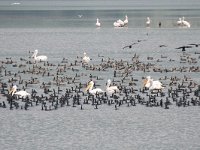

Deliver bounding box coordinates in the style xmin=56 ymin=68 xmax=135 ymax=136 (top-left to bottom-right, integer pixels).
xmin=0 ymin=0 xmax=200 ymax=10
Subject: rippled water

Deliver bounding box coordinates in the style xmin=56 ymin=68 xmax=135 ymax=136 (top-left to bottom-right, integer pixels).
xmin=0 ymin=0 xmax=200 ymax=150
xmin=0 ymin=27 xmax=200 ymax=150
xmin=0 ymin=106 xmax=200 ymax=150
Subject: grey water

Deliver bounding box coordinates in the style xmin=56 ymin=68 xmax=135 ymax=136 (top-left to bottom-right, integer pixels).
xmin=0 ymin=0 xmax=200 ymax=150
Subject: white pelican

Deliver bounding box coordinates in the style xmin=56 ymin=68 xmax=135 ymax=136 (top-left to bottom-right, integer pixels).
xmin=32 ymin=49 xmax=48 ymax=62
xmin=117 ymin=19 xmax=125 ymax=27
xmin=106 ymin=79 xmax=119 ymax=95
xmin=177 ymin=18 xmax=182 ymax=26
xmin=143 ymin=76 xmax=151 ymax=88
xmin=96 ymin=18 xmax=101 ymax=27
xmin=85 ymin=81 xmax=104 ymax=95
xmin=9 ymin=85 xmax=30 ymax=98
xmin=82 ymin=52 xmax=90 ymax=63
xmin=146 ymin=17 xmax=150 ymax=27
xmin=182 ymin=17 xmax=191 ymax=28
xmin=124 ymin=15 xmax=128 ymax=25
xmin=143 ymin=76 xmax=163 ymax=90
xmin=113 ymin=21 xmax=121 ymax=27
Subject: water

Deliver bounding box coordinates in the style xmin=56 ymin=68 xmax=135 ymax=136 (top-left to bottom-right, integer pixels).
xmin=0 ymin=1 xmax=200 ymax=150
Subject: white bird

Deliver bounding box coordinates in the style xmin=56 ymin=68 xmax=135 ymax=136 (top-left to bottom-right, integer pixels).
xmin=82 ymin=52 xmax=90 ymax=63
xmin=143 ymin=76 xmax=151 ymax=88
xmin=117 ymin=19 xmax=125 ymax=27
xmin=124 ymin=15 xmax=128 ymax=25
xmin=146 ymin=17 xmax=151 ymax=27
xmin=32 ymin=49 xmax=48 ymax=62
xmin=182 ymin=17 xmax=191 ymax=28
xmin=143 ymin=76 xmax=163 ymax=90
xmin=96 ymin=18 xmax=101 ymax=27
xmin=85 ymin=81 xmax=104 ymax=95
xmin=9 ymin=85 xmax=30 ymax=98
xmin=106 ymin=79 xmax=119 ymax=95
xmin=177 ymin=18 xmax=182 ymax=26
xmin=78 ymin=15 xmax=83 ymax=18
xmin=113 ymin=21 xmax=121 ymax=27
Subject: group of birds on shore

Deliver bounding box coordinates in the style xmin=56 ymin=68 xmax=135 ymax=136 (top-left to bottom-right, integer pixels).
xmin=0 ymin=43 xmax=199 ymax=111
xmin=95 ymin=16 xmax=191 ymax=28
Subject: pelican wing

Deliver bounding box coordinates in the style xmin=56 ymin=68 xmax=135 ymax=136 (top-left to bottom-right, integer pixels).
xmin=15 ymin=91 xmax=30 ymax=98
xmin=90 ymin=88 xmax=104 ymax=95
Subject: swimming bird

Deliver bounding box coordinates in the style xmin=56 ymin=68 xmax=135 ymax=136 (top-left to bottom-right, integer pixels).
xmin=85 ymin=80 xmax=104 ymax=95
xmin=177 ymin=18 xmax=182 ymax=26
xmin=124 ymin=15 xmax=128 ymax=25
xmin=96 ymin=18 xmax=101 ymax=27
xmin=182 ymin=17 xmax=191 ymax=28
xmin=106 ymin=79 xmax=119 ymax=95
xmin=9 ymin=85 xmax=30 ymax=98
xmin=146 ymin=17 xmax=151 ymax=27
xmin=32 ymin=49 xmax=48 ymax=62
xmin=143 ymin=76 xmax=151 ymax=88
xmin=82 ymin=52 xmax=90 ymax=63
xmin=117 ymin=19 xmax=125 ymax=27
xmin=113 ymin=21 xmax=121 ymax=27
xmin=143 ymin=76 xmax=163 ymax=90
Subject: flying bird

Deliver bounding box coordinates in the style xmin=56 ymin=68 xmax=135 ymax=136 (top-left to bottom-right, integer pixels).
xmin=176 ymin=46 xmax=192 ymax=51
xmin=122 ymin=43 xmax=137 ymax=49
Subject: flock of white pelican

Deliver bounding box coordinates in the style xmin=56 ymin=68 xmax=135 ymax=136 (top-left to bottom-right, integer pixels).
xmin=113 ymin=15 xmax=128 ymax=27
xmin=176 ymin=17 xmax=191 ymax=28
xmin=95 ymin=16 xmax=191 ymax=28
xmin=1 ymin=28 xmax=199 ymax=111
xmin=4 ymin=49 xmax=167 ymax=99
xmin=0 ymin=44 xmax=199 ymax=111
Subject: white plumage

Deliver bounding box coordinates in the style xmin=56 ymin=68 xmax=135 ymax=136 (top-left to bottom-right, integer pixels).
xmin=106 ymin=79 xmax=119 ymax=95
xmin=32 ymin=49 xmax=47 ymax=62
xmin=123 ymin=15 xmax=128 ymax=25
xmin=177 ymin=17 xmax=191 ymax=28
xmin=9 ymin=85 xmax=30 ymax=98
xmin=113 ymin=21 xmax=121 ymax=27
xmin=82 ymin=52 xmax=90 ymax=63
xmin=117 ymin=19 xmax=125 ymax=27
xmin=143 ymin=76 xmax=163 ymax=90
xmin=181 ymin=17 xmax=191 ymax=28
xmin=96 ymin=18 xmax=101 ymax=27
xmin=85 ymin=81 xmax=104 ymax=95
xmin=177 ymin=18 xmax=182 ymax=26
xmin=146 ymin=17 xmax=150 ymax=27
